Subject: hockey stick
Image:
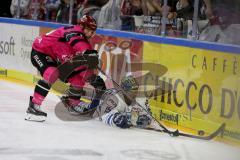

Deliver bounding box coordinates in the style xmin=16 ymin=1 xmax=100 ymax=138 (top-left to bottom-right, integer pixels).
xmin=98 ymin=67 xmax=225 ymax=140
xmin=142 ymin=123 xmax=225 ymax=140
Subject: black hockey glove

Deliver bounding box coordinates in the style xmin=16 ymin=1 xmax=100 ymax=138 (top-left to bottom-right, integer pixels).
xmin=136 ymin=115 xmax=151 ymax=128
xmin=89 ymin=75 xmax=106 ymax=91
xmin=113 ymin=112 xmax=131 ymax=129
xmin=83 ymin=50 xmax=99 ymax=69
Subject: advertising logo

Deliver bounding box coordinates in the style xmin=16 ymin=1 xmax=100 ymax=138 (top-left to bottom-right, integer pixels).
xmin=159 ymin=110 xmax=179 ymax=125
xmin=0 ymin=69 xmax=7 ymax=76
xmin=0 ymin=37 xmax=15 ymax=56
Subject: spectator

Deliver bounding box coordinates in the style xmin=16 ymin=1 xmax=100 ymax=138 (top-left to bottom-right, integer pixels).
xmin=121 ymin=0 xmax=131 ymax=15
xmin=203 ymin=0 xmax=240 ymax=26
xmin=0 ymin=0 xmax=12 ymax=17
xmin=141 ymin=0 xmax=164 ymax=35
xmin=120 ymin=0 xmax=144 ymax=31
xmin=141 ymin=0 xmax=162 ymax=16
xmin=121 ymin=0 xmax=143 ymax=16
xmin=76 ymin=0 xmax=86 ymax=23
xmin=27 ymin=0 xmax=46 ymax=20
xmin=77 ymin=0 xmax=108 ymax=24
xmin=44 ymin=0 xmax=60 ymax=21
xmin=56 ymin=0 xmax=84 ymax=24
xmin=10 ymin=0 xmax=31 ymax=18
xmin=200 ymin=0 xmax=240 ymax=45
xmin=98 ymin=0 xmax=122 ymax=30
xmin=56 ymin=0 xmax=70 ymax=23
xmin=120 ymin=0 xmax=164 ymax=34
xmin=166 ymin=0 xmax=192 ymax=20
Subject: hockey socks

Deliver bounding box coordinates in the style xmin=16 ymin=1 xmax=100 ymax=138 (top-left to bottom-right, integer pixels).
xmin=25 ymin=80 xmax=50 ymax=122
xmin=32 ymin=79 xmax=51 ymax=105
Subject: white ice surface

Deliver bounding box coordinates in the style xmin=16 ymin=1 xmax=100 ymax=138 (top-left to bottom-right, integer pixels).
xmin=0 ymin=79 xmax=239 ymax=160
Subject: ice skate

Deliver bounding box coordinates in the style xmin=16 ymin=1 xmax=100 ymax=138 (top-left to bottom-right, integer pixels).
xmin=25 ymin=96 xmax=47 ymax=122
xmin=61 ymin=96 xmax=96 ymax=115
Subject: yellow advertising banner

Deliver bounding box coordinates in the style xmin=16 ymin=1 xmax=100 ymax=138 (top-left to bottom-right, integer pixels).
xmin=143 ymin=42 xmax=240 ymax=143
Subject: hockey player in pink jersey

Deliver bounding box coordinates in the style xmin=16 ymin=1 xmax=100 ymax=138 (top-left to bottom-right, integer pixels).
xmin=26 ymin=15 xmax=106 ymax=122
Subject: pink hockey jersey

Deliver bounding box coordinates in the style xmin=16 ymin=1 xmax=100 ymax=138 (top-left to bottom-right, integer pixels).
xmin=33 ymin=25 xmax=92 ymax=63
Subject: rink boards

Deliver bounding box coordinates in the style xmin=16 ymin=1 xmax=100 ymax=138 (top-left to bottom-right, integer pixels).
xmin=0 ymin=17 xmax=240 ymax=145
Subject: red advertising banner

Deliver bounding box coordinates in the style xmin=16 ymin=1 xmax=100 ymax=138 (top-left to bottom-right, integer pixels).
xmin=90 ymin=35 xmax=143 ymax=88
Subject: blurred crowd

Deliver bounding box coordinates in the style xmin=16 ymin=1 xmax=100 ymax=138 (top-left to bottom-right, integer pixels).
xmin=0 ymin=0 xmax=239 ymax=45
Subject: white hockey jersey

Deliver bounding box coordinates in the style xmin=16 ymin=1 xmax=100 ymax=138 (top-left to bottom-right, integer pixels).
xmin=92 ymin=89 xmax=152 ymax=127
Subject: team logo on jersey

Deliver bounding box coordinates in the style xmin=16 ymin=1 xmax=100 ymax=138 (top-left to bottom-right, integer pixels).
xmin=33 ymin=55 xmax=43 ymax=67
xmin=36 ymin=37 xmax=42 ymax=43
xmin=61 ymin=54 xmax=73 ymax=62
xmin=103 ymin=96 xmax=118 ymax=113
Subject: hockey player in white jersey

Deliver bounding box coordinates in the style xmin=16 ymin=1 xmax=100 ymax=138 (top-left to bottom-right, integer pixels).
xmin=92 ymin=75 xmax=152 ymax=129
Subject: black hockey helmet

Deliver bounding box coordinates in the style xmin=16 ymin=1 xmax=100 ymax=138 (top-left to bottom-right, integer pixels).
xmin=120 ymin=75 xmax=139 ymax=91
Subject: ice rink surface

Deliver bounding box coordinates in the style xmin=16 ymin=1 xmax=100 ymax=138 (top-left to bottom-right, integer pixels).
xmin=0 ymin=79 xmax=239 ymax=160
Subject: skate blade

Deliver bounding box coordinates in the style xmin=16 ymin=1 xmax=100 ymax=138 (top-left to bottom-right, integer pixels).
xmin=25 ymin=113 xmax=46 ymax=122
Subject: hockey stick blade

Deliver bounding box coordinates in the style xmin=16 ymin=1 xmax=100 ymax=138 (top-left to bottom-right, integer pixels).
xmin=177 ymin=123 xmax=225 ymax=140
xmin=142 ymin=123 xmax=225 ymax=140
